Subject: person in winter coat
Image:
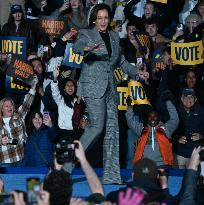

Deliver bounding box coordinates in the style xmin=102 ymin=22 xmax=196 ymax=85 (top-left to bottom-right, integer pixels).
xmin=126 ymin=98 xmax=179 ymax=167
xmin=23 ymin=111 xmax=57 ymax=167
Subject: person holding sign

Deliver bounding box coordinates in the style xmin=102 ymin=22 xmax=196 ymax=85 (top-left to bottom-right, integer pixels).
xmin=1 ymin=4 xmax=35 ymax=52
xmin=71 ymin=3 xmax=149 ymax=184
xmin=0 ymin=76 xmax=38 ymax=167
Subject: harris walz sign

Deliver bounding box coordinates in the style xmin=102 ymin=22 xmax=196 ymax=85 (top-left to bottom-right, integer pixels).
xmin=39 ymin=16 xmax=67 ymax=37
xmin=6 ymin=59 xmax=34 ymax=85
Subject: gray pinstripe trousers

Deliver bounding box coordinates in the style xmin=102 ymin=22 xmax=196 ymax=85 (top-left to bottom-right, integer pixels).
xmin=64 ymin=81 xmax=121 ymax=184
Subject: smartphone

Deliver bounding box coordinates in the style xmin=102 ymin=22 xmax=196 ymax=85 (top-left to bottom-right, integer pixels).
xmin=137 ymin=57 xmax=143 ymax=65
xmin=43 ymin=111 xmax=50 ymax=120
xmin=37 ymin=45 xmax=44 ymax=58
xmin=116 ymin=20 xmax=122 ymax=32
xmin=0 ymin=194 xmax=14 ymax=205
xmin=70 ymin=28 xmax=78 ymax=36
xmin=27 ymin=178 xmax=41 ymax=205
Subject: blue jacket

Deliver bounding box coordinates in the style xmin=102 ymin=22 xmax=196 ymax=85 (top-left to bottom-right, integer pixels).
xmin=22 ymin=126 xmax=57 ymax=167
xmin=174 ymin=104 xmax=204 ymax=158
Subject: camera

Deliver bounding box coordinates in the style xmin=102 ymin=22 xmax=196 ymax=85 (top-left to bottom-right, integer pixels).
xmin=55 ymin=139 xmax=78 ymax=164
xmin=8 ymin=139 xmax=18 ymax=145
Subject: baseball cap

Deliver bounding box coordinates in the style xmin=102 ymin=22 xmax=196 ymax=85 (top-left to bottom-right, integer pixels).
xmin=11 ymin=4 xmax=23 ymax=14
xmin=182 ymin=88 xmax=196 ymax=97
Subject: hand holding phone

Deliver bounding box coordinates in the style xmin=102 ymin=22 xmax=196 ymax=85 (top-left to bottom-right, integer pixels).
xmin=43 ymin=111 xmax=49 ymax=120
xmin=0 ymin=194 xmax=14 ymax=205
xmin=43 ymin=112 xmax=52 ymax=128
xmin=27 ymin=178 xmax=41 ymax=205
xmin=63 ymin=28 xmax=78 ymax=41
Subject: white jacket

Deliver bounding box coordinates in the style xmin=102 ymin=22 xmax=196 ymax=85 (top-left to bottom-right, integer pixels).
xmin=51 ymin=81 xmax=76 ymax=130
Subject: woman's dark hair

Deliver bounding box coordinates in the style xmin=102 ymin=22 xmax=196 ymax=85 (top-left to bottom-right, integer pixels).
xmin=43 ymin=170 xmax=72 ymax=205
xmin=89 ymin=3 xmax=111 ymax=28
xmin=29 ymin=57 xmax=45 ymax=86
xmin=59 ymin=79 xmax=77 ymax=108
xmin=26 ymin=111 xmax=43 ymax=134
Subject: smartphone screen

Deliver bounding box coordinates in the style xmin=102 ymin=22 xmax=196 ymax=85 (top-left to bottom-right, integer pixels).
xmin=0 ymin=194 xmax=14 ymax=205
xmin=137 ymin=57 xmax=143 ymax=66
xmin=43 ymin=111 xmax=49 ymax=120
xmin=27 ymin=178 xmax=40 ymax=205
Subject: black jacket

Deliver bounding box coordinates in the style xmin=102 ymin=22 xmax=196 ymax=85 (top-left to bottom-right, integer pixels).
xmin=106 ymin=177 xmax=169 ymax=204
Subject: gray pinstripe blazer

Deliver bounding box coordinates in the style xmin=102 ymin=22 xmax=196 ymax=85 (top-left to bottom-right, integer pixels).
xmin=73 ymin=27 xmax=139 ymax=99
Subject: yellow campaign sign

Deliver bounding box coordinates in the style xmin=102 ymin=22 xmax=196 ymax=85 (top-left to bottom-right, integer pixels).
xmin=0 ymin=36 xmax=27 ymax=59
xmin=117 ymin=81 xmax=151 ymax=110
xmin=63 ymin=43 xmax=83 ymax=68
xmin=171 ymin=41 xmax=203 ymax=65
xmin=150 ymin=0 xmax=167 ymax=4
xmin=117 ymin=87 xmax=128 ymax=110
xmin=128 ymin=81 xmax=151 ymax=106
xmin=10 ymin=77 xmax=29 ymax=90
xmin=114 ymin=68 xmax=123 ymax=83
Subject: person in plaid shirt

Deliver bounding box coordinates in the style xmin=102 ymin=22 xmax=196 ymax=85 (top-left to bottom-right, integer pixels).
xmin=0 ymin=77 xmax=38 ymax=167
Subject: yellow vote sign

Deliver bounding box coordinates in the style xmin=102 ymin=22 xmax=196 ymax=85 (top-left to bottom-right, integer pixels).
xmin=171 ymin=41 xmax=203 ymax=65
xmin=128 ymin=81 xmax=151 ymax=106
xmin=117 ymin=81 xmax=151 ymax=110
xmin=117 ymin=87 xmax=128 ymax=110
xmin=150 ymin=0 xmax=167 ymax=4
xmin=0 ymin=36 xmax=27 ymax=59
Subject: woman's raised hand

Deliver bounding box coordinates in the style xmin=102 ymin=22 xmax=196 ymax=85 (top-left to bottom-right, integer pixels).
xmin=53 ymin=67 xmax=60 ymax=81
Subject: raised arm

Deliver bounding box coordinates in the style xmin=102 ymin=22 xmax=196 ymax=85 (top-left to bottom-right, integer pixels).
xmin=178 ymin=147 xmax=204 ymax=205
xmin=123 ymin=0 xmax=142 ymax=24
xmin=125 ymin=103 xmax=143 ymax=136
xmin=15 ymin=77 xmax=38 ymax=120
xmin=74 ymin=140 xmax=104 ymax=195
xmin=164 ymin=100 xmax=179 ymax=137
xmin=51 ymin=68 xmax=63 ymax=105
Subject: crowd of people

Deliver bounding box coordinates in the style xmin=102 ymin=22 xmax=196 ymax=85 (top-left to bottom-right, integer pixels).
xmin=0 ymin=0 xmax=204 ymax=204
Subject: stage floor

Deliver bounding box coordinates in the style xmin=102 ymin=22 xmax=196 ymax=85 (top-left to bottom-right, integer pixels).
xmin=0 ymin=168 xmax=184 ymax=197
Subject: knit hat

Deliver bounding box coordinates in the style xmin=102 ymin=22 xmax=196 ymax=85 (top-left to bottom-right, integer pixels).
xmin=11 ymin=4 xmax=23 ymax=14
xmin=133 ymin=158 xmax=158 ymax=180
